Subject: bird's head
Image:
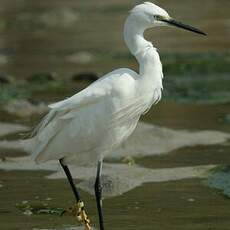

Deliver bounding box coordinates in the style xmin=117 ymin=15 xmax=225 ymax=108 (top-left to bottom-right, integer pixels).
xmin=130 ymin=2 xmax=206 ymax=35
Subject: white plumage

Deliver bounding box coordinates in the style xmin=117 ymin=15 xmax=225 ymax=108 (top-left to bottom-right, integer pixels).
xmin=30 ymin=64 xmax=163 ymax=165
xmin=25 ymin=3 xmax=206 ymax=229
xmin=27 ymin=2 xmax=205 ymax=166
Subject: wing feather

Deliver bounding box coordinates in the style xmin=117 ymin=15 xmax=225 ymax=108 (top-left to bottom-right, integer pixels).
xmin=28 ymin=69 xmax=156 ymax=163
xmin=29 ymin=70 xmax=132 ymax=160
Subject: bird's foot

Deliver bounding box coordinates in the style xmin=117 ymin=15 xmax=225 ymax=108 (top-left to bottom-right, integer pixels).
xmin=62 ymin=200 xmax=91 ymax=230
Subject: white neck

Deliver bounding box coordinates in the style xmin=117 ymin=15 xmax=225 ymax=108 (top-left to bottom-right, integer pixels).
xmin=124 ymin=15 xmax=152 ymax=57
xmin=123 ymin=15 xmax=163 ymax=89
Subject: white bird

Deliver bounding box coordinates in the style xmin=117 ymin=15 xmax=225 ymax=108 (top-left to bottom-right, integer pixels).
xmin=27 ymin=2 xmax=206 ymax=230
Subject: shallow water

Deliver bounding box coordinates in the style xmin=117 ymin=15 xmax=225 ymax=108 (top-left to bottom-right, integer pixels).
xmin=1 ymin=171 xmax=230 ymax=230
xmin=0 ymin=0 xmax=230 ymax=230
xmin=0 ymin=103 xmax=230 ymax=230
xmin=0 ymin=0 xmax=229 ymax=78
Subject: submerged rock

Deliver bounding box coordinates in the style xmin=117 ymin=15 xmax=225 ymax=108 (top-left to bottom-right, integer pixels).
xmin=72 ymin=72 xmax=98 ymax=82
xmin=205 ymin=166 xmax=230 ymax=198
xmin=0 ymin=74 xmax=12 ymax=84
xmin=38 ymin=8 xmax=79 ymax=28
xmin=78 ymin=174 xmax=140 ymax=197
xmin=26 ymin=73 xmax=56 ymax=84
xmin=66 ymin=52 xmax=94 ymax=64
xmin=223 ymin=114 xmax=230 ymax=124
xmin=0 ymin=55 xmax=8 ymax=65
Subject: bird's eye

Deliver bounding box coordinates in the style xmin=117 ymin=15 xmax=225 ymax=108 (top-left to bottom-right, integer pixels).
xmin=154 ymin=15 xmax=162 ymax=21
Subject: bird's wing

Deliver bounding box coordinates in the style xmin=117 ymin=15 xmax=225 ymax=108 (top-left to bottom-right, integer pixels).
xmin=31 ymin=82 xmax=110 ymax=138
xmin=29 ymin=74 xmax=113 ymax=156
xmin=45 ymin=68 xmax=140 ymax=122
xmin=48 ymin=84 xmax=109 ymax=111
xmin=29 ymin=69 xmax=143 ymax=161
xmin=48 ymin=67 xmax=138 ymax=112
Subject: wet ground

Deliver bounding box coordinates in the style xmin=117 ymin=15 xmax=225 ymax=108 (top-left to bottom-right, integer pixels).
xmin=0 ymin=0 xmax=230 ymax=230
xmin=1 ymin=171 xmax=230 ymax=230
xmin=0 ymin=103 xmax=229 ymax=230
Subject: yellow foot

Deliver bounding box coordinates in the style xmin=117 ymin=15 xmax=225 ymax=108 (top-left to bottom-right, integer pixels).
xmin=63 ymin=200 xmax=91 ymax=230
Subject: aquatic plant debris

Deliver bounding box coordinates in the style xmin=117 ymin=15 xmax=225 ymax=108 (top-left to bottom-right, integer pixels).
xmin=0 ymin=54 xmax=230 ymax=104
xmin=224 ymin=114 xmax=230 ymax=124
xmin=205 ymin=165 xmax=230 ymax=198
xmin=16 ymin=201 xmax=65 ymax=216
xmin=32 ymin=226 xmax=96 ymax=230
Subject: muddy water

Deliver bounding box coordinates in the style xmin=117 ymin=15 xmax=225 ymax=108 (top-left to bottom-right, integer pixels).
xmin=0 ymin=0 xmax=230 ymax=230
xmin=0 ymin=0 xmax=229 ymax=78
xmin=1 ymin=167 xmax=230 ymax=230
xmin=0 ymin=103 xmax=229 ymax=230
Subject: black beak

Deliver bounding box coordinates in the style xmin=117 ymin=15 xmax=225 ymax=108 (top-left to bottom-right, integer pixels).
xmin=160 ymin=18 xmax=207 ymax=36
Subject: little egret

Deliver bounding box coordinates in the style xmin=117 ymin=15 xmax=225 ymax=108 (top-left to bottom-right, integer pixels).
xmin=28 ymin=2 xmax=206 ymax=230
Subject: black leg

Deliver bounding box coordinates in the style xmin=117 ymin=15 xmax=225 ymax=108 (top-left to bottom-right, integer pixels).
xmin=95 ymin=160 xmax=104 ymax=230
xmin=59 ymin=158 xmax=91 ymax=229
xmin=59 ymin=158 xmax=80 ymax=202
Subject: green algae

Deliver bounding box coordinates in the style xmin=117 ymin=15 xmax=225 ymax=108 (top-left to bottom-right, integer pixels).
xmin=0 ymin=83 xmax=29 ymax=102
xmin=16 ymin=201 xmax=65 ymax=216
xmin=0 ymin=53 xmax=230 ymax=104
xmin=87 ymin=51 xmax=230 ymax=75
xmin=162 ymin=53 xmax=230 ymax=75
